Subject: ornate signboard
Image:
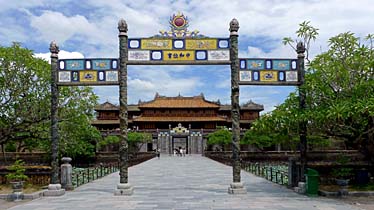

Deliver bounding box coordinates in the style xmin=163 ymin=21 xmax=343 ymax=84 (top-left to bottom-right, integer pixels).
xmin=128 ymin=38 xmax=230 ymax=63
xmin=238 ymin=58 xmax=300 ymax=85
xmin=57 ymin=58 xmax=119 ymax=86
xmin=128 ymin=13 xmax=230 ymax=64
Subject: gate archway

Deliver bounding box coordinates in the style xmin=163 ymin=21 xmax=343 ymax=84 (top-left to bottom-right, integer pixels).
xmin=48 ymin=12 xmax=304 ymax=196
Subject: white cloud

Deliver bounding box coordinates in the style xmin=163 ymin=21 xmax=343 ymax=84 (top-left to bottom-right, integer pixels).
xmin=30 ymin=11 xmax=97 ymax=44
xmin=0 ymin=24 xmax=28 ymax=44
xmin=34 ymin=50 xmax=84 ymax=63
xmin=240 ymin=86 xmax=296 ymax=113
xmin=239 ymin=44 xmax=296 ymax=59
xmin=4 ymin=0 xmax=374 ymax=113
xmin=128 ymin=68 xmax=203 ymax=103
xmin=0 ymin=0 xmax=45 ymax=13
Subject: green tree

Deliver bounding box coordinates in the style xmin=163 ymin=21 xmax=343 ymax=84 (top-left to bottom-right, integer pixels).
xmin=207 ymin=128 xmax=232 ymax=151
xmin=6 ymin=159 xmax=28 ymax=182
xmin=98 ymin=135 xmax=120 ymax=150
xmin=128 ymin=132 xmax=152 ymax=153
xmin=283 ymin=20 xmax=319 ymax=62
xmin=0 ymin=43 xmax=100 ymax=158
xmin=0 ymin=43 xmax=51 ymax=150
xmin=241 ymin=93 xmax=300 ymax=150
xmin=304 ymin=32 xmax=374 ymax=154
xmin=58 ymin=86 xmax=100 ymax=158
xmin=250 ymin=23 xmax=374 ymax=161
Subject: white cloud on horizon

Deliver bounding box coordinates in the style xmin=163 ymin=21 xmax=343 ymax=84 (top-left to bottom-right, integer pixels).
xmin=4 ymin=0 xmax=372 ymax=115
xmin=34 ymin=50 xmax=85 ymax=63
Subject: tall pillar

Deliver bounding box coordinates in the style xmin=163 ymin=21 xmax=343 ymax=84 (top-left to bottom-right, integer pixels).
xmin=172 ymin=137 xmax=175 ymax=154
xmin=228 ymin=18 xmax=246 ymax=194
xmin=157 ymin=132 xmax=160 ymax=152
xmin=50 ymin=41 xmax=59 ymax=185
xmin=297 ymin=42 xmax=307 ymax=182
xmin=169 ymin=125 xmax=172 ymax=155
xmin=201 ymin=129 xmax=204 ymax=156
xmin=115 ymin=19 xmax=133 ymax=196
xmin=166 ymin=135 xmax=168 ymax=153
xmin=45 ymin=41 xmax=65 ymax=197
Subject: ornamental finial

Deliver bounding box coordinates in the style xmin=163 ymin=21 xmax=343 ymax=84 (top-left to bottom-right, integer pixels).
xmin=229 ymin=18 xmax=239 ymax=34
xmin=296 ymin=41 xmax=305 ymax=54
xmin=118 ymin=19 xmax=128 ymax=34
xmin=49 ymin=41 xmax=59 ymax=54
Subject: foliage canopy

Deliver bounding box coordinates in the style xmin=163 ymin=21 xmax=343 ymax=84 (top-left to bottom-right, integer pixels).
xmin=0 ymin=43 xmax=100 ymax=158
xmin=245 ymin=22 xmax=374 ymax=160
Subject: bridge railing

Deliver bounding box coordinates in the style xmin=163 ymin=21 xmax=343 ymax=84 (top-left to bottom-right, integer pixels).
xmin=241 ymin=162 xmax=288 ymax=185
xmin=72 ymin=163 xmax=118 ymax=188
xmin=69 ymin=152 xmax=156 ymax=189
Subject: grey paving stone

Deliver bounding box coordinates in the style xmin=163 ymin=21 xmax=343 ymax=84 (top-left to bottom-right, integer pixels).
xmin=6 ymin=155 xmax=361 ymax=210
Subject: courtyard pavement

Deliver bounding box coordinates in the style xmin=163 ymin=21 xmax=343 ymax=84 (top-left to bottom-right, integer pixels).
xmin=7 ymin=155 xmax=362 ymax=210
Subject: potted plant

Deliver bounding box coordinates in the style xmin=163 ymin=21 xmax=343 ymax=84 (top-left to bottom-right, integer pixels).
xmin=333 ymin=167 xmax=353 ymax=186
xmin=6 ymin=160 xmax=29 ymax=193
xmin=332 ymin=154 xmax=353 ymax=195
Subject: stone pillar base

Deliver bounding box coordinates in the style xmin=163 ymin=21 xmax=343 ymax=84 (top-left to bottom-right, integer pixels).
xmin=44 ymin=184 xmax=65 ymax=196
xmin=7 ymin=192 xmax=24 ymax=201
xmin=228 ymin=182 xmax=247 ymax=194
xmin=294 ymin=182 xmax=306 ymax=194
xmin=114 ymin=183 xmax=133 ymax=196
xmin=339 ymin=187 xmax=349 ymax=196
xmin=62 ymin=184 xmax=74 ymax=191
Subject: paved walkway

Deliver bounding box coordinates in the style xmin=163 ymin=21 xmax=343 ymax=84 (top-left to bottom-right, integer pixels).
xmin=8 ymin=155 xmax=361 ymax=210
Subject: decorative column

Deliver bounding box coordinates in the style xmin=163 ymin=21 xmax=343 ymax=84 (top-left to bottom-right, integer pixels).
xmin=297 ymin=42 xmax=307 ymax=182
xmin=115 ymin=19 xmax=133 ymax=196
xmin=45 ymin=41 xmax=65 ymax=196
xmin=188 ymin=124 xmax=192 ymax=155
xmin=169 ymin=124 xmax=172 ymax=155
xmin=201 ymin=128 xmax=204 ymax=156
xmin=157 ymin=129 xmax=160 ymax=152
xmin=228 ymin=18 xmax=246 ymax=194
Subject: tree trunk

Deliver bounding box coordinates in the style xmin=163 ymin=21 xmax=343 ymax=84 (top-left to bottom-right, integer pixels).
xmin=366 ymin=116 xmax=374 ymax=163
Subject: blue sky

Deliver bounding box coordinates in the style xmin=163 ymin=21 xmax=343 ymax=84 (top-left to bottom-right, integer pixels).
xmin=1 ymin=0 xmax=373 ymax=113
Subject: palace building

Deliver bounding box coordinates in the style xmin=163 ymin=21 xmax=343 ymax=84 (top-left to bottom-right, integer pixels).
xmin=92 ymin=93 xmax=263 ymax=154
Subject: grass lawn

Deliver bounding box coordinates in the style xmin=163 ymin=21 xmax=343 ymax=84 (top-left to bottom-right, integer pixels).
xmin=0 ymin=184 xmax=43 ymax=194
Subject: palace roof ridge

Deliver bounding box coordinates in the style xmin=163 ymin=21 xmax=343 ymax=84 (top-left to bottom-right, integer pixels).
xmin=95 ymin=94 xmax=264 ymax=111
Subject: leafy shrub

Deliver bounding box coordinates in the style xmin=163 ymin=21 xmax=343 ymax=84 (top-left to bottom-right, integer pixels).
xmin=6 ymin=160 xmax=28 ymax=182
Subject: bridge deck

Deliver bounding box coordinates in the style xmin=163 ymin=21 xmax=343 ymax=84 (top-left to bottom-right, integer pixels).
xmin=9 ymin=155 xmax=358 ymax=210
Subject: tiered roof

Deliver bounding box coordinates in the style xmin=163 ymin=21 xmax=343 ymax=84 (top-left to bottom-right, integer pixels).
xmin=95 ymin=101 xmax=118 ymax=111
xmin=133 ymin=116 xmax=226 ymax=122
xmin=138 ymin=94 xmax=219 ymax=108
xmin=94 ymin=94 xmax=264 ymax=111
xmin=219 ymin=101 xmax=264 ymax=111
xmin=94 ymin=102 xmax=140 ymax=111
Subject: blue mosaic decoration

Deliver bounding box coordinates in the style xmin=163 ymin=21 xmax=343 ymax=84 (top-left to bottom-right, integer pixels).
xmin=64 ymin=60 xmax=84 ymax=70
xmin=57 ymin=58 xmax=119 ymax=85
xmin=272 ymin=60 xmax=290 ymax=70
xmin=246 ymin=59 xmax=265 ymax=70
xmin=91 ymin=59 xmax=112 ymax=70
xmin=239 ymin=58 xmax=300 ymax=85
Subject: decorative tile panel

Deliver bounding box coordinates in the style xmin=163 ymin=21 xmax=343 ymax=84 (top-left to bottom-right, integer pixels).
xmin=57 ymin=58 xmax=119 ymax=85
xmin=239 ymin=58 xmax=300 ymax=85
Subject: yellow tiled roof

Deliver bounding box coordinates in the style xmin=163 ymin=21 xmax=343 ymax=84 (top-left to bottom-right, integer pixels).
xmin=133 ymin=116 xmax=226 ymax=122
xmin=139 ymin=95 xmax=219 ymax=108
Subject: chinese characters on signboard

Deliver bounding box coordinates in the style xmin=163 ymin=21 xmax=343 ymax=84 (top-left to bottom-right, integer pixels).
xmin=128 ymin=38 xmax=230 ymax=63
